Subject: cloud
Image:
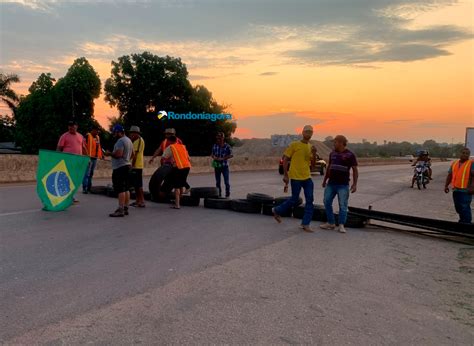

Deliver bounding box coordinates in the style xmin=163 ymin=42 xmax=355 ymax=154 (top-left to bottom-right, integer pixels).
xmin=259 ymin=71 xmax=278 ymax=76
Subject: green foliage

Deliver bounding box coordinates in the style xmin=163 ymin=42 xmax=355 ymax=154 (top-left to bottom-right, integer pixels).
xmin=0 ymin=73 xmax=20 ymax=111
xmin=0 ymin=114 xmax=15 ymax=142
xmin=347 ymin=139 xmax=463 ymax=158
xmin=104 ymin=52 xmax=235 ymax=155
xmin=14 ymin=59 xmax=102 ymax=153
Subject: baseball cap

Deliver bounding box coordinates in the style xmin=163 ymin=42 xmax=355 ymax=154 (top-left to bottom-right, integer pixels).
xmin=129 ymin=125 xmax=141 ymax=133
xmin=112 ymin=124 xmax=125 ymax=133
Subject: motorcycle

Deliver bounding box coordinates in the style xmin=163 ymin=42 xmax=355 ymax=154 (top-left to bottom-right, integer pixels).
xmin=414 ymin=163 xmax=430 ymax=190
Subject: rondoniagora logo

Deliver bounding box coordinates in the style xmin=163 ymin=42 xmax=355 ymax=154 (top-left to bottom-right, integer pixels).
xmin=157 ymin=111 xmax=232 ymax=121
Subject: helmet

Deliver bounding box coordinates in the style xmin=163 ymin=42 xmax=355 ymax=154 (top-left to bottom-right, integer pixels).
xmin=112 ymin=124 xmax=124 ymax=133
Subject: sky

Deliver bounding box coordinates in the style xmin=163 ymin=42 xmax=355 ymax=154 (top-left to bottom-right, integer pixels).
xmin=0 ymin=0 xmax=473 ymax=143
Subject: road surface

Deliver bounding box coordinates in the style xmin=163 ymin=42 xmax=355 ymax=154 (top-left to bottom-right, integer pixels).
xmin=1 ymin=162 xmax=473 ymax=344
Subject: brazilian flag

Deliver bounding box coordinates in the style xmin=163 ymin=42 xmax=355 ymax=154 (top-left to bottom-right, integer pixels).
xmin=36 ymin=150 xmax=90 ymax=211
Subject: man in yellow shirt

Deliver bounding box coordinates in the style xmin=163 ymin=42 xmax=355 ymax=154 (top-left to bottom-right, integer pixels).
xmin=129 ymin=126 xmax=146 ymax=207
xmin=273 ymin=125 xmax=316 ymax=232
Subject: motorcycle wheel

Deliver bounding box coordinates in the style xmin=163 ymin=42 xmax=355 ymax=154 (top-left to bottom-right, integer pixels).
xmin=416 ymin=178 xmax=421 ymax=190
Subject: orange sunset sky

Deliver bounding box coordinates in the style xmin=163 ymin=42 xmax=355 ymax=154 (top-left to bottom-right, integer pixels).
xmin=1 ymin=0 xmax=473 ymax=143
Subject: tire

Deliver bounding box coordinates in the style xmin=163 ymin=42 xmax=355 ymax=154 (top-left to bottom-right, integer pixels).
xmin=149 ymin=166 xmax=172 ymax=200
xmin=106 ymin=186 xmax=117 ymax=198
xmin=230 ymin=199 xmax=262 ymax=213
xmin=335 ymin=213 xmax=367 ymax=228
xmin=180 ymin=195 xmax=200 ymax=207
xmin=246 ymin=193 xmax=274 ymax=204
xmin=274 ymin=196 xmax=303 ymax=207
xmin=144 ymin=191 xmax=151 ymax=201
xmin=191 ymin=187 xmax=219 ymax=199
xmin=312 ymin=205 xmax=327 ymax=222
xmin=293 ymin=204 xmax=327 ymax=221
xmin=89 ymin=185 xmax=107 ymax=195
xmin=262 ymin=204 xmax=293 ymax=217
xmin=204 ymin=198 xmax=232 ymax=210
xmin=416 ymin=178 xmax=421 ymax=190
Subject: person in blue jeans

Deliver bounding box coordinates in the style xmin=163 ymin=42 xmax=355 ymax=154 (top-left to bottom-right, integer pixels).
xmin=211 ymin=132 xmax=233 ymax=198
xmin=444 ymin=147 xmax=473 ymax=224
xmin=321 ymin=135 xmax=358 ymax=233
xmin=272 ymin=125 xmax=316 ymax=233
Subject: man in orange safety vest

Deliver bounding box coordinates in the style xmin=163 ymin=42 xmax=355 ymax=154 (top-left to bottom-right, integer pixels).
xmin=162 ymin=135 xmax=191 ymax=209
xmin=444 ymin=147 xmax=474 ymax=224
xmin=82 ymin=125 xmax=103 ymax=193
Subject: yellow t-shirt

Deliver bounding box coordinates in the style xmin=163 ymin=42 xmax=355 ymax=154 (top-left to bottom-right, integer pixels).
xmin=132 ymin=137 xmax=145 ymax=169
xmin=284 ymin=141 xmax=312 ymax=180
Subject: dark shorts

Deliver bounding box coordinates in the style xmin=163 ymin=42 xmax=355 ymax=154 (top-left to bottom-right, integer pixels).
xmin=129 ymin=168 xmax=143 ymax=189
xmin=112 ymin=165 xmax=131 ymax=193
xmin=171 ymin=167 xmax=190 ymax=189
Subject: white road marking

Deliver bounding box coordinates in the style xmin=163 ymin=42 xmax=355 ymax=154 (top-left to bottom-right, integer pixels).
xmin=0 ymin=209 xmax=40 ymax=217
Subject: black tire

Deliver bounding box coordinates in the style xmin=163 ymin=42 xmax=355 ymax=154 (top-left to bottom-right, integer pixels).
xmin=262 ymin=204 xmax=293 ymax=217
xmin=416 ymin=176 xmax=421 ymax=190
xmin=204 ymin=198 xmax=232 ymax=210
xmin=89 ymin=185 xmax=108 ymax=195
xmin=246 ymin=193 xmax=275 ymax=204
xmin=230 ymin=199 xmax=262 ymax=213
xmin=106 ymin=186 xmax=117 ymax=198
xmin=335 ymin=213 xmax=367 ymax=228
xmin=274 ymin=196 xmax=303 ymax=207
xmin=191 ymin=187 xmax=219 ymax=199
xmin=180 ymin=195 xmax=200 ymax=207
xmin=312 ymin=205 xmax=327 ymax=222
xmin=149 ymin=166 xmax=173 ymax=200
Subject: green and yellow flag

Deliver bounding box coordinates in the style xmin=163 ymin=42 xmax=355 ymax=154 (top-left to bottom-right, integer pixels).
xmin=36 ymin=150 xmax=90 ymax=211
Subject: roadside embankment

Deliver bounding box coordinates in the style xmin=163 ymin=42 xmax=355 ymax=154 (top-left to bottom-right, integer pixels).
xmin=0 ymin=154 xmax=441 ymax=183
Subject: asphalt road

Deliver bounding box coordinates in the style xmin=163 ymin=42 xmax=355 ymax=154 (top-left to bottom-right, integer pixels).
xmin=1 ymin=162 xmax=473 ymax=344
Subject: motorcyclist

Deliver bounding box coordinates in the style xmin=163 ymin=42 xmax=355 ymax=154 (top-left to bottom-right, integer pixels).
xmin=411 ymin=150 xmax=432 ymax=188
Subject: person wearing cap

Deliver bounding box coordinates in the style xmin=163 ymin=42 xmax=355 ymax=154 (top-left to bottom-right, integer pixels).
xmin=149 ymin=128 xmax=191 ymax=193
xmin=82 ymin=125 xmax=103 ymax=194
xmin=104 ymin=124 xmax=134 ymax=217
xmin=57 ymin=120 xmax=87 ymax=203
xmin=129 ymin=125 xmax=146 ymax=208
xmin=272 ymin=125 xmax=315 ymax=233
xmin=162 ymin=135 xmax=191 ymax=209
xmin=320 ymin=135 xmax=358 ymax=234
xmin=211 ymin=132 xmax=233 ymax=198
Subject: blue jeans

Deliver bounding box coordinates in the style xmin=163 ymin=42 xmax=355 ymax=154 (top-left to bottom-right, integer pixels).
xmin=453 ymin=190 xmax=472 ymax=224
xmin=82 ymin=158 xmax=97 ymax=192
xmin=275 ymin=178 xmax=314 ymax=226
xmin=324 ymin=184 xmax=350 ymax=225
xmin=215 ymin=165 xmax=230 ymax=197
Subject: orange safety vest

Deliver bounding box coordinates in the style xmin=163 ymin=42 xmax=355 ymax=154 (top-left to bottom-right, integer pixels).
xmin=170 ymin=143 xmax=191 ymax=169
xmin=86 ymin=133 xmax=103 ymax=159
xmin=451 ymin=159 xmax=472 ymax=189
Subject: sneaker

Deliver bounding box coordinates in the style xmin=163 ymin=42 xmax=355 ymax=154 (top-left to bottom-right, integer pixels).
xmin=124 ymin=207 xmax=129 ymax=216
xmin=299 ymin=225 xmax=314 ymax=233
xmin=109 ymin=208 xmax=124 ymax=217
xmin=320 ymin=223 xmax=336 ymax=230
xmin=338 ymin=225 xmax=347 ymax=233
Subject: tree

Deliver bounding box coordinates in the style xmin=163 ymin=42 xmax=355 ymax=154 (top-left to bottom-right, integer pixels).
xmin=104 ymin=52 xmax=235 ymax=155
xmin=15 ymin=59 xmax=102 ymax=153
xmin=0 ymin=73 xmax=20 ymax=111
xmin=0 ymin=114 xmax=15 ymax=142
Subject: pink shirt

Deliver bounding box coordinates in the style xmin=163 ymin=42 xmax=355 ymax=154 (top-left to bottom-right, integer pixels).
xmin=58 ymin=132 xmax=85 ymax=155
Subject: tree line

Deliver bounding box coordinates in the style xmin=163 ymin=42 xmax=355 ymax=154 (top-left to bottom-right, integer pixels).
xmin=0 ymin=52 xmax=236 ymax=155
xmin=322 ymin=137 xmax=465 ymax=158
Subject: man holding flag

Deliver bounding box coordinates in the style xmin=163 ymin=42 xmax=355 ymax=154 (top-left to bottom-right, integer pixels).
xmin=36 ymin=121 xmax=89 ymax=211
